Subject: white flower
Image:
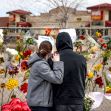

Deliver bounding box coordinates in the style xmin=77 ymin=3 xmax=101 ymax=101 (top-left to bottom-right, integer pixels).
xmin=0 ymin=36 xmax=3 ymax=46
xmin=6 ymin=48 xmax=18 ymax=55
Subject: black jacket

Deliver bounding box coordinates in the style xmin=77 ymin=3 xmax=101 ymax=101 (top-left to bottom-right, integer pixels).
xmin=53 ymin=32 xmax=87 ymax=105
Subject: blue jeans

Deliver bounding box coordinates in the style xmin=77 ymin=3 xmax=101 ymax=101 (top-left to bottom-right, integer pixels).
xmin=30 ymin=106 xmax=51 ymax=111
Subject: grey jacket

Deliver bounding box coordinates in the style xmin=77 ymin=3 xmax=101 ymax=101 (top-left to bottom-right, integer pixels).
xmin=27 ymin=53 xmax=64 ymax=107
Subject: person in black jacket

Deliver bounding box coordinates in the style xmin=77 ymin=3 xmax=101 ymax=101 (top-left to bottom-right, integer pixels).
xmin=53 ymin=32 xmax=87 ymax=111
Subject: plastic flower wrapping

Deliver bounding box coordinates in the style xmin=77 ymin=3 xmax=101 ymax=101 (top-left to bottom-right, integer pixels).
xmin=1 ymin=29 xmax=111 ymax=111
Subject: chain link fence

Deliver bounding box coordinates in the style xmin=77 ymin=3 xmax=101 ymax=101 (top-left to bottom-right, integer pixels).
xmin=0 ymin=27 xmax=111 ymax=110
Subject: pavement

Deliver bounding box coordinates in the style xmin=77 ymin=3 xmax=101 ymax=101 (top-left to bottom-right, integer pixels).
xmin=93 ymin=98 xmax=111 ymax=111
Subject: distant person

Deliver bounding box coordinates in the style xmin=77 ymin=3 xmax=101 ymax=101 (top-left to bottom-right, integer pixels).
xmin=53 ymin=32 xmax=87 ymax=111
xmin=27 ymin=41 xmax=64 ymax=111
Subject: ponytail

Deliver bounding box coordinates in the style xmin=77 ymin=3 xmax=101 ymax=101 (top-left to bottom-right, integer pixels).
xmin=38 ymin=41 xmax=52 ymax=58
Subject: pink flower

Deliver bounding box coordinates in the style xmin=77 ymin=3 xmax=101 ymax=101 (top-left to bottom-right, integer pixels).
xmin=98 ymin=38 xmax=104 ymax=44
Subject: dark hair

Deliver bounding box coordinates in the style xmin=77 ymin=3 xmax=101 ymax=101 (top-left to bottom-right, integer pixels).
xmin=38 ymin=41 xmax=52 ymax=58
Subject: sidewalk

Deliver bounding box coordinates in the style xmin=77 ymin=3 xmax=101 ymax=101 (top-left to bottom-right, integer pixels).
xmin=94 ymin=98 xmax=111 ymax=111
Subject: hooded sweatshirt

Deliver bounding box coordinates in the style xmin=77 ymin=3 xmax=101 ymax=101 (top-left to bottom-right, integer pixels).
xmin=27 ymin=53 xmax=64 ymax=107
xmin=53 ymin=32 xmax=87 ymax=105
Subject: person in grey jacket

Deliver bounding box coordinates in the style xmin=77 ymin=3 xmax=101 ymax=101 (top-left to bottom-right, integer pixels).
xmin=27 ymin=41 xmax=64 ymax=111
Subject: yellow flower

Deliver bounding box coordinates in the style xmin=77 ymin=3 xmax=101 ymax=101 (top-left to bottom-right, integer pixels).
xmin=20 ymin=52 xmax=23 ymax=56
xmin=6 ymin=78 xmax=19 ymax=90
xmin=87 ymin=72 xmax=94 ymax=79
xmin=86 ymin=54 xmax=93 ymax=60
xmin=106 ymin=86 xmax=111 ymax=93
xmin=93 ymin=64 xmax=103 ymax=72
xmin=96 ymin=32 xmax=102 ymax=37
xmin=90 ymin=46 xmax=98 ymax=53
xmin=15 ymin=55 xmax=20 ymax=61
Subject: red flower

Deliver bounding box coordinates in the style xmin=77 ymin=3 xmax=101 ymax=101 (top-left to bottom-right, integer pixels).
xmin=20 ymin=83 xmax=28 ymax=93
xmin=11 ymin=103 xmax=22 ymax=111
xmin=16 ymin=36 xmax=21 ymax=40
xmin=45 ymin=28 xmax=52 ymax=36
xmin=2 ymin=98 xmax=31 ymax=111
xmin=79 ymin=35 xmax=85 ymax=40
xmin=10 ymin=98 xmax=21 ymax=106
xmin=21 ymin=61 xmax=28 ymax=71
xmin=23 ymin=50 xmax=32 ymax=57
xmin=95 ymin=76 xmax=103 ymax=88
xmin=102 ymin=43 xmax=107 ymax=49
xmin=21 ymin=102 xmax=31 ymax=111
xmin=8 ymin=66 xmax=19 ymax=75
xmin=1 ymin=104 xmax=11 ymax=111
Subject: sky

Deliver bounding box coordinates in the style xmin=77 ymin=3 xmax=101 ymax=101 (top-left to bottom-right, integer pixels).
xmin=0 ymin=0 xmax=111 ymax=17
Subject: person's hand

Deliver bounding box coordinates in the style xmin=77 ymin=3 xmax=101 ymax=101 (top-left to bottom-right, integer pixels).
xmin=52 ymin=52 xmax=60 ymax=61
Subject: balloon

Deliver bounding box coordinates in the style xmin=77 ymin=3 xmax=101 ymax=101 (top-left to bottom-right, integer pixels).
xmin=86 ymin=92 xmax=104 ymax=109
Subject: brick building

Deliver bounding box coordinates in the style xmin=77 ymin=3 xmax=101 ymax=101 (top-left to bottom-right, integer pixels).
xmin=28 ymin=7 xmax=91 ymax=28
xmin=0 ymin=9 xmax=32 ymax=27
xmin=87 ymin=3 xmax=111 ymax=27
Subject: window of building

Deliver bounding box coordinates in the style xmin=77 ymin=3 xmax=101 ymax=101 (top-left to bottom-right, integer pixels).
xmin=77 ymin=18 xmax=82 ymax=21
xmin=109 ymin=11 xmax=111 ymax=21
xmin=20 ymin=15 xmax=26 ymax=22
xmin=9 ymin=22 xmax=16 ymax=26
xmin=92 ymin=21 xmax=103 ymax=26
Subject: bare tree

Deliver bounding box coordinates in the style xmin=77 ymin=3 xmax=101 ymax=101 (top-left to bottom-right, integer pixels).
xmin=46 ymin=0 xmax=85 ymax=28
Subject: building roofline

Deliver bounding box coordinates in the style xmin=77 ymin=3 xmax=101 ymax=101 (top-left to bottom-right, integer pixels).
xmin=87 ymin=3 xmax=111 ymax=10
xmin=7 ymin=9 xmax=32 ymax=15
